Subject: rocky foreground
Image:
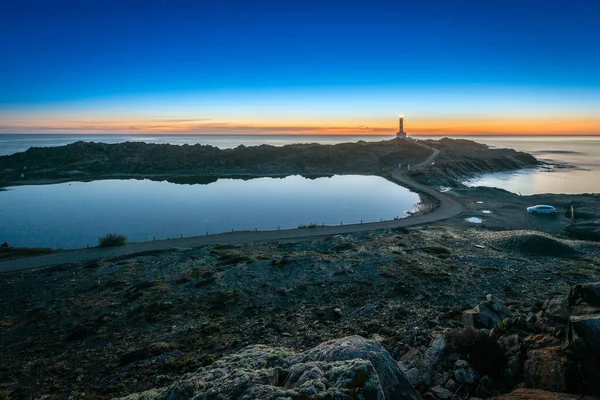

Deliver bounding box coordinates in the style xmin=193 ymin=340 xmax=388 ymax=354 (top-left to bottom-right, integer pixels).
xmin=0 ymin=138 xmax=537 ymax=187
xmin=1 ymin=226 xmax=600 ymax=399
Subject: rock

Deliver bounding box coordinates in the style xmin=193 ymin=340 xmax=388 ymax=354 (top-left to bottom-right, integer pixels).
xmin=569 ymin=282 xmax=600 ymax=311
xmin=568 ymin=281 xmax=600 ymax=395
xmin=493 ymin=388 xmax=600 ymax=399
xmin=498 ymin=334 xmax=524 ymax=380
xmin=463 ymin=297 xmax=512 ymax=329
xmin=544 ymin=296 xmax=570 ymax=323
xmin=474 ymin=375 xmax=497 ymax=398
xmin=118 ymin=336 xmax=422 ymax=400
xmin=445 ymin=327 xmax=506 ymax=378
xmin=523 ymin=346 xmax=578 ymax=393
xmin=431 ymin=386 xmax=454 ymax=399
xmin=293 ymin=336 xmax=422 ymax=400
xmin=399 ymin=348 xmax=423 ymax=369
xmin=372 ymin=333 xmax=385 ymax=343
xmin=423 ymin=336 xmax=448 ymax=365
xmin=333 ymin=307 xmax=344 ymax=319
xmin=405 ymin=367 xmax=423 ymax=387
xmin=470 ymin=330 xmax=507 ymax=378
xmin=283 ymin=363 xmax=325 ymax=391
xmin=454 ymin=359 xmax=479 ymax=385
xmin=569 ymin=314 xmax=600 ymax=395
xmin=526 ymin=313 xmax=538 ymax=324
xmin=444 ymin=378 xmax=459 ymax=392
xmin=463 ymin=308 xmax=496 ymax=329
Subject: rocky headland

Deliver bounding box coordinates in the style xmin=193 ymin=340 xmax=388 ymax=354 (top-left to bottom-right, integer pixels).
xmin=0 ymin=138 xmax=537 ymax=187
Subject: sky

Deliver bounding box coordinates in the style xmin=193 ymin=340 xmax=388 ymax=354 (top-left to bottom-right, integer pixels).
xmin=1 ymin=0 xmax=599 ymax=135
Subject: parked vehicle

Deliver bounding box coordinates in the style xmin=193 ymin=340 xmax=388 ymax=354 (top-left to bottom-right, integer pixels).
xmin=527 ymin=205 xmax=557 ymax=215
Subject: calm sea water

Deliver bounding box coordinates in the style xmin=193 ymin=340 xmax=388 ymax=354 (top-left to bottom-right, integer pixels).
xmin=0 ymin=175 xmax=419 ymax=249
xmin=459 ymin=136 xmax=600 ymax=195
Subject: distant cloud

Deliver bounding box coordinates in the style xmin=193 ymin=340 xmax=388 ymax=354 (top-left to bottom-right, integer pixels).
xmin=0 ymin=121 xmax=392 ymax=135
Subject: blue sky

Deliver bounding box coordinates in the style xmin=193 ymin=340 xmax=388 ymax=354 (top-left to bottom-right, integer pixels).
xmin=1 ymin=0 xmax=599 ymax=134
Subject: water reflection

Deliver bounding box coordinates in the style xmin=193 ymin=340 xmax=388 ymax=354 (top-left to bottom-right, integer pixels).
xmin=0 ymin=175 xmax=419 ymax=249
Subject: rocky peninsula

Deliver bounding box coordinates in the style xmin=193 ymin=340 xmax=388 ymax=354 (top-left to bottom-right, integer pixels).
xmin=0 ymin=138 xmax=537 ymax=187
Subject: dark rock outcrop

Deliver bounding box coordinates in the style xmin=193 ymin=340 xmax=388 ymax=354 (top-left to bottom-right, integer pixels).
xmin=568 ymin=282 xmax=600 ymax=395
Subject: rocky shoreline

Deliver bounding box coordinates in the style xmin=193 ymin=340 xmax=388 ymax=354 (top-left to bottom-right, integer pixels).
xmin=0 ymin=138 xmax=538 ymax=188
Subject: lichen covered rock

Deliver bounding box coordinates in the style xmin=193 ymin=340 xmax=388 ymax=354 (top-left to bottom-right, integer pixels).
xmin=119 ymin=336 xmax=421 ymax=400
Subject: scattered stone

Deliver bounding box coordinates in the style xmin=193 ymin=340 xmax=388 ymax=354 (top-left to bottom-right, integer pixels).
xmin=498 ymin=334 xmax=524 ymax=380
xmin=454 ymin=359 xmax=479 ymax=385
xmin=462 ymin=296 xmax=512 ymax=330
xmin=544 ymin=296 xmax=570 ymax=323
xmin=431 ymin=386 xmax=454 ymax=399
xmin=333 ymin=307 xmax=344 ymax=319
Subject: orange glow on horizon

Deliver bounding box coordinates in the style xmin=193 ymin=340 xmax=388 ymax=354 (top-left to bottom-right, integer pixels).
xmin=1 ymin=115 xmax=599 ymax=135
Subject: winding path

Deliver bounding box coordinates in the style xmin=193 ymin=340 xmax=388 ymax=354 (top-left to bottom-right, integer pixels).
xmin=0 ymin=144 xmax=463 ymax=273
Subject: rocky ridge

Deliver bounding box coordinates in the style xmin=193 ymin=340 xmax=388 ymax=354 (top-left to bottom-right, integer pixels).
xmin=0 ymin=138 xmax=537 ymax=187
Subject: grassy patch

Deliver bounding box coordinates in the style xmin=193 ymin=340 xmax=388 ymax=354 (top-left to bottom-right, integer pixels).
xmin=298 ymin=223 xmax=319 ymax=229
xmin=98 ymin=233 xmax=127 ymax=247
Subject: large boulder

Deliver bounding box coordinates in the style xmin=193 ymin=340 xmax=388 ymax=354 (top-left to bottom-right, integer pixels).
xmin=568 ymin=282 xmax=600 ymax=395
xmin=293 ymin=335 xmax=421 ymax=400
xmin=119 ymin=336 xmax=422 ymax=400
xmin=523 ymin=346 xmax=579 ymax=393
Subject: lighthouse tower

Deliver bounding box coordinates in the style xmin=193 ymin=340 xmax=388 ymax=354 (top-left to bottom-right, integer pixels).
xmin=396 ymin=115 xmax=407 ymax=139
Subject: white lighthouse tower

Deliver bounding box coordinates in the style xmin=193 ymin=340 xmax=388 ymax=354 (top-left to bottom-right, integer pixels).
xmin=396 ymin=115 xmax=407 ymax=139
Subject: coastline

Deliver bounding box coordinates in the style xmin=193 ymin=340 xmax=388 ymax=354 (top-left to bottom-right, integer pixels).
xmin=0 ymin=143 xmax=462 ymax=273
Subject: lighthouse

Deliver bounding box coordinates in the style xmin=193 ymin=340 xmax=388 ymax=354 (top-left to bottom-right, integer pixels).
xmin=396 ymin=115 xmax=407 ymax=139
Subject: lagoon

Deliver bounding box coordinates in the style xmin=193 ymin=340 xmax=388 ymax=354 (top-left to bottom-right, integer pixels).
xmin=0 ymin=175 xmax=419 ymax=249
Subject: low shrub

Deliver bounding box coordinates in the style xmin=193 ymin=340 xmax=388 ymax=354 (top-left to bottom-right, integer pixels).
xmin=98 ymin=233 xmax=127 ymax=247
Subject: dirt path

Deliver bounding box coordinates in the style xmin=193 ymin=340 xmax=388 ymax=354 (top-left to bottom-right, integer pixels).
xmin=0 ymin=144 xmax=463 ymax=273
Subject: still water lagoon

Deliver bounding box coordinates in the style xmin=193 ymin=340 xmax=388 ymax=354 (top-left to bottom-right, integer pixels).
xmin=0 ymin=175 xmax=419 ymax=249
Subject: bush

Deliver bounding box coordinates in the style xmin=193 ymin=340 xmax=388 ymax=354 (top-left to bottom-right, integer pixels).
xmin=98 ymin=233 xmax=127 ymax=247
